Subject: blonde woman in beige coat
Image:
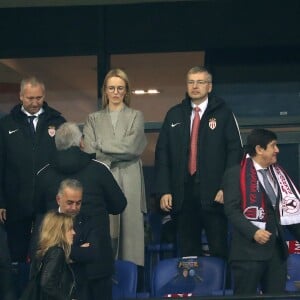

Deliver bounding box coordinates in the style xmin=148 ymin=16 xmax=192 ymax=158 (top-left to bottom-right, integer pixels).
xmin=83 ymin=68 xmax=147 ymax=267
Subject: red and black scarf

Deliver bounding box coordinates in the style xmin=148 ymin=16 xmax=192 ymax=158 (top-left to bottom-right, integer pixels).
xmin=240 ymin=155 xmax=300 ymax=228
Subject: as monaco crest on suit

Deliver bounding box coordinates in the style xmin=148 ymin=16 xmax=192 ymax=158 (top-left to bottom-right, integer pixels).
xmin=208 ymin=118 xmax=216 ymax=130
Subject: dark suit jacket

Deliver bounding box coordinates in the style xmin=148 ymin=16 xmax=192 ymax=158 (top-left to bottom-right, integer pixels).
xmin=224 ymin=164 xmax=300 ymax=262
xmin=70 ymin=213 xmax=113 ymax=279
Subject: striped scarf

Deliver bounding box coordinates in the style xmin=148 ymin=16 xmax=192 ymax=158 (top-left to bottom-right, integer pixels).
xmin=240 ymin=155 xmax=300 ymax=228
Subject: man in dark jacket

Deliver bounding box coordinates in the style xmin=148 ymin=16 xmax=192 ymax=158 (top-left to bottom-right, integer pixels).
xmin=224 ymin=129 xmax=300 ymax=295
xmin=35 ymin=122 xmax=127 ymax=300
xmin=0 ymin=76 xmax=65 ymax=263
xmin=154 ymin=66 xmax=243 ymax=258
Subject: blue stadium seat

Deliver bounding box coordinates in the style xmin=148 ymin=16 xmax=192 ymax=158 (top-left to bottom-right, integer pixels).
xmin=286 ymin=253 xmax=300 ymax=292
xmin=144 ymin=212 xmax=177 ymax=291
xmin=112 ymin=259 xmax=138 ymax=300
xmin=151 ymin=256 xmax=226 ymax=297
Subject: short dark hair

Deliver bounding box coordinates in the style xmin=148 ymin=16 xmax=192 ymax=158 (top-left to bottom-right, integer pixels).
xmin=245 ymin=129 xmax=277 ymax=157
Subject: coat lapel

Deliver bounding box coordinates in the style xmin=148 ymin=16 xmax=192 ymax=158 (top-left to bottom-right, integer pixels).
xmin=113 ymin=106 xmax=134 ymax=139
xmin=100 ymin=109 xmax=115 ymax=138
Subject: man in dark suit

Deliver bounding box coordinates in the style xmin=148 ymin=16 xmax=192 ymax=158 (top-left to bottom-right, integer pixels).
xmin=154 ymin=66 xmax=243 ymax=258
xmin=56 ymin=179 xmax=114 ymax=300
xmin=224 ymin=128 xmax=300 ymax=295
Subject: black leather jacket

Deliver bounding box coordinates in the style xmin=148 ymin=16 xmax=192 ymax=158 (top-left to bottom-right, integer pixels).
xmin=31 ymin=246 xmax=74 ymax=300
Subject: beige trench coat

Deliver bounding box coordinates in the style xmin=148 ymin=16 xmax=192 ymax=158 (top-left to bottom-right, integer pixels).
xmin=83 ymin=106 xmax=147 ymax=266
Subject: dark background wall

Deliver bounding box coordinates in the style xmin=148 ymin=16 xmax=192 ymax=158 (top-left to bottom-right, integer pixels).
xmin=0 ymin=1 xmax=299 ymax=57
xmin=0 ymin=1 xmax=299 ymax=105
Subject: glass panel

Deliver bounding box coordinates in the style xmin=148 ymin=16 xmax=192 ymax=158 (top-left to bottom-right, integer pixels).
xmin=111 ymin=51 xmax=205 ymax=171
xmin=141 ymin=132 xmax=159 ymax=167
xmin=111 ymin=51 xmax=205 ymax=123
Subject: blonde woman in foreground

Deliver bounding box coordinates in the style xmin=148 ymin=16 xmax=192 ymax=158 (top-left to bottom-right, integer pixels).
xmin=30 ymin=211 xmax=75 ymax=300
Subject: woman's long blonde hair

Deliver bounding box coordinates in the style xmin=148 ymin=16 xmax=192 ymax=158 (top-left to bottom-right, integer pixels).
xmin=101 ymin=68 xmax=131 ymax=108
xmin=36 ymin=211 xmax=74 ymax=260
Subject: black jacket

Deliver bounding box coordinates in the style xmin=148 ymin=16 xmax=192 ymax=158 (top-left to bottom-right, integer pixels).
xmin=0 ymin=102 xmax=65 ymax=221
xmin=35 ymin=147 xmax=127 ymax=278
xmin=31 ymin=246 xmax=74 ymax=300
xmin=35 ymin=147 xmax=127 ymax=216
xmin=70 ymin=213 xmax=115 ymax=279
xmin=154 ymin=95 xmax=243 ymax=213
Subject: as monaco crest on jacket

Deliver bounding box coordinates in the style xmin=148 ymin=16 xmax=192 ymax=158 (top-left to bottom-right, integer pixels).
xmin=208 ymin=118 xmax=216 ymax=130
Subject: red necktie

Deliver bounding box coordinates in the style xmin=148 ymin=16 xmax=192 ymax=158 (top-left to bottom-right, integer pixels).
xmin=188 ymin=107 xmax=201 ymax=175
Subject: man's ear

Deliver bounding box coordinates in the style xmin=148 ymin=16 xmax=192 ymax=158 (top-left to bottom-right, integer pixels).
xmin=255 ymin=145 xmax=264 ymax=155
xmin=56 ymin=195 xmax=60 ymax=205
xmin=208 ymin=82 xmax=213 ymax=93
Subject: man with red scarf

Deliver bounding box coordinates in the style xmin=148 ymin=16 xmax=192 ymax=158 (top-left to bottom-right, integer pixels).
xmin=224 ymin=128 xmax=300 ymax=296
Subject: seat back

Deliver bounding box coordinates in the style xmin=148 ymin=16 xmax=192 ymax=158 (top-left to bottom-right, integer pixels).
xmin=112 ymin=260 xmax=137 ymax=300
xmin=144 ymin=212 xmax=177 ymax=291
xmin=151 ymin=256 xmax=226 ymax=297
xmin=284 ymin=228 xmax=297 ymax=241
xmin=286 ymin=254 xmax=300 ymax=292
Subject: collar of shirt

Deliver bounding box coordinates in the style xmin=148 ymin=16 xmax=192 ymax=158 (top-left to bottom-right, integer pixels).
xmin=191 ymin=98 xmax=208 ymax=119
xmin=190 ymin=99 xmax=208 ymax=132
xmin=252 ymin=159 xmax=277 ymax=194
xmin=21 ymin=107 xmax=44 ymax=129
xmin=21 ymin=106 xmax=44 ymax=118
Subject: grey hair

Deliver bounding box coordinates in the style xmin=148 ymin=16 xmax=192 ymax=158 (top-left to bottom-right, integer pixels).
xmin=57 ymin=178 xmax=83 ymax=197
xmin=55 ymin=122 xmax=82 ymax=150
xmin=20 ymin=76 xmax=45 ymax=95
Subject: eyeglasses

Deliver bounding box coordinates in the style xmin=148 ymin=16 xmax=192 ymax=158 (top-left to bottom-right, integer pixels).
xmin=187 ymin=80 xmax=211 ymax=86
xmin=106 ymin=86 xmax=126 ymax=93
